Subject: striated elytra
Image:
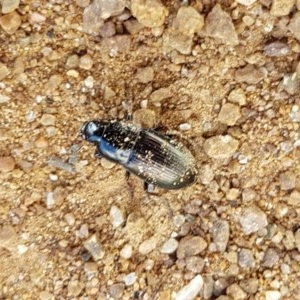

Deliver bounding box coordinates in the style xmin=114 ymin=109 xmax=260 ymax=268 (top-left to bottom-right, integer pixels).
xmin=81 ymin=120 xmax=197 ymax=189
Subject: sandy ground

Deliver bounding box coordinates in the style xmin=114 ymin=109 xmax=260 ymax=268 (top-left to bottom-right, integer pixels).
xmin=1 ymin=0 xmax=300 ymax=299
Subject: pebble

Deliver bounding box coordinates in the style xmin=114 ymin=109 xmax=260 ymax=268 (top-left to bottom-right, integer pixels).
xmin=0 ymin=63 xmax=9 ymax=80
xmin=66 ymin=54 xmax=79 ymax=69
xmin=239 ymin=205 xmax=268 ymax=235
xmin=124 ymin=19 xmax=144 ymax=35
xmin=228 ymin=88 xmax=246 ymax=106
xmin=177 ymin=236 xmax=207 ymax=259
xmin=238 ymin=248 xmax=255 ymax=268
xmin=0 ymin=156 xmax=15 ymax=173
xmin=122 ymin=272 xmax=137 ymax=286
xmin=39 ymin=291 xmax=54 ymax=300
xmin=186 ymin=256 xmax=205 ymax=273
xmin=84 ymin=75 xmax=94 ymax=88
xmin=278 ymin=171 xmax=296 ymax=190
xmin=131 ymin=0 xmax=168 ymax=28
xmin=75 ymin=0 xmax=90 ymax=8
xmin=226 ymin=283 xmax=247 ymax=300
xmin=99 ymin=21 xmax=116 ymax=38
xmin=150 ymin=87 xmax=171 ymax=103
xmin=1 ymin=0 xmax=20 ymax=14
xmin=103 ymin=84 xmax=116 ymax=99
xmin=280 ymin=73 xmax=298 ymax=95
xmin=211 ymin=220 xmax=230 ymax=252
xmin=265 ymin=290 xmax=281 ymax=300
xmin=173 ymin=6 xmax=204 ymax=37
xmin=239 ymin=278 xmax=259 ymax=294
xmin=295 ymin=229 xmax=300 ymax=252
xmin=67 ymin=279 xmax=83 ymax=297
xmin=0 ymin=12 xmax=22 ymax=34
xmin=135 ymin=67 xmax=154 ymax=83
xmin=0 ymin=94 xmax=10 ymax=103
xmin=264 ymin=41 xmax=290 ymax=57
xmin=175 ymin=275 xmax=203 ymax=300
xmin=110 ymin=206 xmax=125 ymax=228
xmin=178 ymin=123 xmax=191 ymax=131
xmin=64 ymin=213 xmax=76 ymax=226
xmin=45 ymin=74 xmax=63 ymax=91
xmin=79 ymin=54 xmax=93 ymax=70
xmin=108 ymin=283 xmax=125 ymax=299
xmin=262 ymin=248 xmax=280 ymax=268
xmin=84 ymin=262 xmax=98 ymax=274
xmin=40 ymin=114 xmax=56 ymax=126
xmin=161 ymin=238 xmax=179 ymax=254
xmin=288 ymin=12 xmax=300 ymax=41
xmin=120 ymin=244 xmax=132 ymax=259
xmin=235 ymin=64 xmax=265 ymax=84
xmin=29 ymin=12 xmax=46 ymax=24
xmin=103 ymin=35 xmax=131 ymax=56
xmin=203 ymin=135 xmax=239 ymax=160
xmin=139 ymin=236 xmax=157 ymax=255
xmin=236 ymin=0 xmax=257 ymax=5
xmin=203 ymin=4 xmax=238 ymax=45
xmin=218 ymin=103 xmax=241 ymax=126
xmin=270 ymin=0 xmax=295 ymax=16
xmin=83 ymin=234 xmax=105 ymax=260
xmin=163 ymin=30 xmax=193 ymax=55
xmin=133 ymin=108 xmax=156 ymax=128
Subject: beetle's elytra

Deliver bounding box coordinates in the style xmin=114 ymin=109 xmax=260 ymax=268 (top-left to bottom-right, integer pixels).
xmin=81 ymin=120 xmax=197 ymax=189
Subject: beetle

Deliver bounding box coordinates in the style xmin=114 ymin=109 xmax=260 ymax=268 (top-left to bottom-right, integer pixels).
xmin=81 ymin=119 xmax=197 ymax=189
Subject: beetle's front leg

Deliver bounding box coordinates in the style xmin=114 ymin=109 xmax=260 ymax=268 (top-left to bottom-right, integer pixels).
xmin=94 ymin=148 xmax=102 ymax=159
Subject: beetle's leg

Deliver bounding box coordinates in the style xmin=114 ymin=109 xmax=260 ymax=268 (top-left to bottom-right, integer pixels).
xmin=94 ymin=148 xmax=102 ymax=159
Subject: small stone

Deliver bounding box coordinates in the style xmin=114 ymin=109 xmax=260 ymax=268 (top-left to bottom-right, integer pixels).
xmin=102 ymin=35 xmax=131 ymax=56
xmin=29 ymin=12 xmax=46 ymax=24
xmin=75 ymin=0 xmax=90 ymax=8
xmin=173 ymin=6 xmax=204 ymax=37
xmin=235 ymin=64 xmax=265 ymax=84
xmin=40 ymin=114 xmax=56 ymax=126
xmin=263 ymin=248 xmax=280 ymax=268
xmin=203 ymin=135 xmax=239 ymax=160
xmin=228 ymin=88 xmax=246 ymax=106
xmin=0 ymin=94 xmax=10 ymax=103
xmin=131 ymin=0 xmax=168 ymax=28
xmin=103 ymin=85 xmax=116 ymax=99
xmin=39 ymin=291 xmax=54 ymax=300
xmin=79 ymin=54 xmax=93 ymax=70
xmin=109 ymin=283 xmax=125 ymax=299
xmin=136 ymin=67 xmax=154 ymax=83
xmin=236 ymin=0 xmax=257 ymax=5
xmin=139 ymin=236 xmax=157 ymax=255
xmin=177 ymin=236 xmax=207 ymax=259
xmin=124 ymin=19 xmax=144 ymax=35
xmin=133 ymin=108 xmax=156 ymax=128
xmin=270 ymin=0 xmax=295 ymax=16
xmin=218 ymin=103 xmax=241 ymax=126
xmin=178 ymin=123 xmax=191 ymax=131
xmin=211 ymin=220 xmax=229 ymax=252
xmin=64 ymin=213 xmax=75 ymax=226
xmin=84 ymin=75 xmax=94 ymax=88
xmin=295 ymin=229 xmax=300 ymax=252
xmin=226 ymin=284 xmax=247 ymax=300
xmin=238 ymin=248 xmax=255 ymax=268
xmin=186 ymin=256 xmax=205 ymax=273
xmin=122 ymin=272 xmax=137 ymax=286
xmin=279 ymin=171 xmax=296 ymax=190
xmin=239 ymin=205 xmax=268 ymax=235
xmin=175 ymin=275 xmax=204 ymax=300
xmin=110 ymin=206 xmax=125 ymax=228
xmin=150 ymin=87 xmax=171 ymax=103
xmin=2 ymin=0 xmax=20 ymax=13
xmin=67 ymin=279 xmax=83 ymax=297
xmin=120 ymin=244 xmax=132 ymax=259
xmin=0 ymin=12 xmax=21 ymax=34
xmin=239 ymin=278 xmax=259 ymax=294
xmin=163 ymin=30 xmax=193 ymax=55
xmin=0 ymin=156 xmax=15 ymax=173
xmin=99 ymin=21 xmax=116 ymax=38
xmin=203 ymin=4 xmax=238 ymax=45
xmin=0 ymin=63 xmax=9 ymax=80
xmin=265 ymin=290 xmax=281 ymax=300
xmin=83 ymin=234 xmax=104 ymax=260
xmin=161 ymin=238 xmax=179 ymax=254
xmin=280 ymin=73 xmax=298 ymax=95
xmin=84 ymin=262 xmax=98 ymax=274
xmin=264 ymin=41 xmax=290 ymax=57
xmin=66 ymin=55 xmax=79 ymax=69
xmin=242 ymin=15 xmax=255 ymax=26
xmin=45 ymin=74 xmax=63 ymax=91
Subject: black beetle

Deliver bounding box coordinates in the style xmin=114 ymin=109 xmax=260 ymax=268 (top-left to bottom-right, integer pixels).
xmin=81 ymin=120 xmax=197 ymax=189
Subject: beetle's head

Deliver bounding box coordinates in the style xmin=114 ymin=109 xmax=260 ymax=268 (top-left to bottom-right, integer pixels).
xmin=81 ymin=120 xmax=109 ymax=143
